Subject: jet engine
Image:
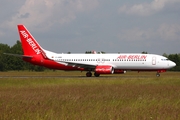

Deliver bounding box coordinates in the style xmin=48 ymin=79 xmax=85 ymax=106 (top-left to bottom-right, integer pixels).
xmin=95 ymin=65 xmax=114 ymax=74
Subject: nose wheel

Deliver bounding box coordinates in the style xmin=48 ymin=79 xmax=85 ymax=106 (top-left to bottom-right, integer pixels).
xmin=156 ymin=72 xmax=160 ymax=77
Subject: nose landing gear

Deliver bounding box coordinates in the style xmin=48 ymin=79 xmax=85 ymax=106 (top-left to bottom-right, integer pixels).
xmin=156 ymin=69 xmax=166 ymax=77
xmin=156 ymin=72 xmax=160 ymax=77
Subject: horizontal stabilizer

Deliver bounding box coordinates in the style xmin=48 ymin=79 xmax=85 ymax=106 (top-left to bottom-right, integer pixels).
xmin=3 ymin=53 xmax=33 ymax=58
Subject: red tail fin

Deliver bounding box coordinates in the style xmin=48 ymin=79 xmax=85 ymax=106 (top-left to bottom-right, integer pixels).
xmin=17 ymin=25 xmax=42 ymax=56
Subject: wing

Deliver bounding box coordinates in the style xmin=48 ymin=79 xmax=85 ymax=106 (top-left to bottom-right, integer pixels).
xmin=57 ymin=61 xmax=97 ymax=70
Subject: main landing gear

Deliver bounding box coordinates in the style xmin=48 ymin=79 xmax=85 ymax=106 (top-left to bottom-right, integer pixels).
xmin=94 ymin=72 xmax=100 ymax=77
xmin=86 ymin=72 xmax=100 ymax=77
xmin=86 ymin=72 xmax=92 ymax=77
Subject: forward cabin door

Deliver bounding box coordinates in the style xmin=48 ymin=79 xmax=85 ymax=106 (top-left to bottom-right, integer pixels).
xmin=152 ymin=56 xmax=156 ymax=65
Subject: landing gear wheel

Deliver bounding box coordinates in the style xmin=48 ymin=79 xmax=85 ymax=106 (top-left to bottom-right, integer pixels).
xmin=86 ymin=72 xmax=92 ymax=77
xmin=94 ymin=72 xmax=100 ymax=77
xmin=156 ymin=73 xmax=160 ymax=77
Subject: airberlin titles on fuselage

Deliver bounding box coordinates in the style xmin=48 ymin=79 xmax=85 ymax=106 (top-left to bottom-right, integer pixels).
xmin=117 ymin=55 xmax=147 ymax=60
xmin=20 ymin=31 xmax=41 ymax=55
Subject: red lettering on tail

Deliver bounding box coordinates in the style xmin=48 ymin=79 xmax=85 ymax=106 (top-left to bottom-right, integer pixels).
xmin=18 ymin=25 xmax=42 ymax=55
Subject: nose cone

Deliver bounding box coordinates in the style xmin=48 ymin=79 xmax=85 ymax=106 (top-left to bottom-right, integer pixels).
xmin=170 ymin=61 xmax=176 ymax=68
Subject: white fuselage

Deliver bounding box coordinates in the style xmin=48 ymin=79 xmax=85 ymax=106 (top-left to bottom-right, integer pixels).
xmin=46 ymin=53 xmax=176 ymax=70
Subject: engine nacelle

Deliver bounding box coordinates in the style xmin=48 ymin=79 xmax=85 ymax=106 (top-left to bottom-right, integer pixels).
xmin=95 ymin=66 xmax=114 ymax=74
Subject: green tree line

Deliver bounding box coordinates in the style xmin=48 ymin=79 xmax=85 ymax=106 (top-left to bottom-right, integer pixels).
xmin=0 ymin=41 xmax=180 ymax=71
xmin=0 ymin=41 xmax=46 ymax=71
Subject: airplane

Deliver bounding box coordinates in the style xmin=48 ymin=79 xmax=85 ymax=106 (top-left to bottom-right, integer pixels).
xmin=5 ymin=24 xmax=176 ymax=77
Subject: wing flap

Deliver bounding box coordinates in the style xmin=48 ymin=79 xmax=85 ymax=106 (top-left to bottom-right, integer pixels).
xmin=57 ymin=61 xmax=96 ymax=70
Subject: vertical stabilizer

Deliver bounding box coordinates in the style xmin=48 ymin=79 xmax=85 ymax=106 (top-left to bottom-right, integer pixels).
xmin=17 ymin=25 xmax=42 ymax=56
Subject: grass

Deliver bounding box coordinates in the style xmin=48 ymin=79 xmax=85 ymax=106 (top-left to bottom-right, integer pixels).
xmin=0 ymin=71 xmax=180 ymax=120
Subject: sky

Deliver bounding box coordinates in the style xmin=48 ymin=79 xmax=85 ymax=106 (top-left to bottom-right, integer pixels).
xmin=0 ymin=0 xmax=180 ymax=55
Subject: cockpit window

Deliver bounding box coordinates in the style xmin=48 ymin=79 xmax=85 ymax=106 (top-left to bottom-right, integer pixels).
xmin=161 ymin=59 xmax=169 ymax=61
